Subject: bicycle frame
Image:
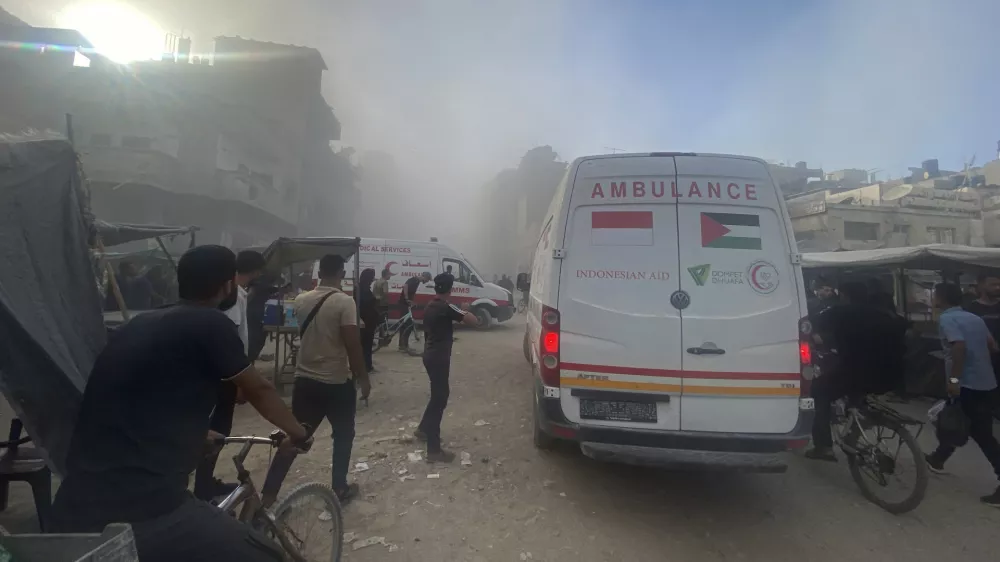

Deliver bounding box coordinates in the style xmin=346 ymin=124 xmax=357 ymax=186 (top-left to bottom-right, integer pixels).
xmin=214 ymin=436 xmax=309 ymax=562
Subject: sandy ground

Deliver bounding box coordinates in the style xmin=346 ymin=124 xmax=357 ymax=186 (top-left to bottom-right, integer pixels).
xmin=3 ymin=318 xmax=1000 ymax=560
xmin=222 ymin=319 xmax=1000 ymax=561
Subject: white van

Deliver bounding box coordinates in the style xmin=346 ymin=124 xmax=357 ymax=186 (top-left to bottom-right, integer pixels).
xmin=525 ymin=153 xmax=814 ymax=471
xmin=322 ymin=238 xmax=513 ymax=326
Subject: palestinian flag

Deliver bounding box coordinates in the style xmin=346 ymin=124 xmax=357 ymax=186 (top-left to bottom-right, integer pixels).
xmin=700 ymin=212 xmax=762 ymax=250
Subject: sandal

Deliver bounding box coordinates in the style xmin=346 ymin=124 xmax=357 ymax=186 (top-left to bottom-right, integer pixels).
xmin=335 ymin=482 xmax=359 ymax=504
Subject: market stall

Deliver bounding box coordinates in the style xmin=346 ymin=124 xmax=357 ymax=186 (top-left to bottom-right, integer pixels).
xmin=258 ymin=237 xmax=362 ymax=393
xmin=801 ymin=244 xmax=1000 ymax=398
xmin=95 ymin=222 xmax=198 ymax=325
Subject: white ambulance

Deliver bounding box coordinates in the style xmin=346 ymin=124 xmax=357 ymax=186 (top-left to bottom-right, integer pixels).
xmin=334 ymin=238 xmax=514 ymax=326
xmin=525 ymin=153 xmax=814 ymax=471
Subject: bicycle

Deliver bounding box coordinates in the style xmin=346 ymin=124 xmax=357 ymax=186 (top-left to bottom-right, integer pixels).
xmin=373 ymin=306 xmax=421 ymax=353
xmin=828 ymin=393 xmax=929 ymax=514
xmin=215 ymin=433 xmax=343 ymax=561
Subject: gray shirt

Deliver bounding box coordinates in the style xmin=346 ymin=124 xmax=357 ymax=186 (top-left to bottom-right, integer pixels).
xmin=939 ymin=307 xmax=997 ymax=391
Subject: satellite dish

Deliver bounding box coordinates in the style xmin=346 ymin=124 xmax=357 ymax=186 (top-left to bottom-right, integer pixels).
xmin=882 ymin=184 xmax=914 ymax=201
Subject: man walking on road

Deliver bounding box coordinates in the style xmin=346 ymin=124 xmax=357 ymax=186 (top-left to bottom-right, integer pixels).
xmin=291 ymin=254 xmax=372 ymax=502
xmin=414 ymin=273 xmax=478 ymax=462
xmin=374 ymin=268 xmax=392 ymax=320
xmin=926 ymin=283 xmax=1000 ymax=506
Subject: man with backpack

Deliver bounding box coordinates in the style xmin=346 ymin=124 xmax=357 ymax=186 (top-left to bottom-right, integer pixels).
xmin=290 ymin=254 xmax=371 ymax=502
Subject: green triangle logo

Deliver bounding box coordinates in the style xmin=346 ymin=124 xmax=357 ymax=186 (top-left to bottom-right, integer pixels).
xmin=688 ymin=264 xmax=711 ymax=286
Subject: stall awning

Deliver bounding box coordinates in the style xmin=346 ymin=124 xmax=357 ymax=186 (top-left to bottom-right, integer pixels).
xmin=260 ymin=237 xmax=361 ymax=274
xmin=802 ymin=244 xmax=1000 ymax=270
xmin=95 ymin=221 xmax=198 ymax=248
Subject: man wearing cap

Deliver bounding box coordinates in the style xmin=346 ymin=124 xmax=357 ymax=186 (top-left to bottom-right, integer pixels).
xmin=414 ymin=273 xmax=478 ymax=462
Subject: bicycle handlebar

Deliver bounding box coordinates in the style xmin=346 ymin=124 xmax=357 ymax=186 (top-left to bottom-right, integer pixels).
xmin=215 ymin=435 xmax=277 ymax=446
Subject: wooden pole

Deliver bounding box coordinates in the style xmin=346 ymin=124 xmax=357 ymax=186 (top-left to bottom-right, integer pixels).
xmin=96 ymin=237 xmax=130 ymax=322
xmin=154 ymin=236 xmax=177 ymax=273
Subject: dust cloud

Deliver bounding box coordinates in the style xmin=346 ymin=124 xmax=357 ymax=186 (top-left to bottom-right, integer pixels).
xmin=8 ymin=0 xmax=999 ymax=258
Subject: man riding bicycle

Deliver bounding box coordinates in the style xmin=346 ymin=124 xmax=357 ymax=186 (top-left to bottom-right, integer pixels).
xmin=398 ymin=271 xmax=431 ymax=354
xmin=805 ymin=281 xmax=908 ymax=461
xmin=51 ymin=245 xmax=313 ymax=562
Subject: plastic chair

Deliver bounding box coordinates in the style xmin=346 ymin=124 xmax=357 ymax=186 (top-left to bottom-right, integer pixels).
xmin=0 ymin=419 xmax=52 ymax=532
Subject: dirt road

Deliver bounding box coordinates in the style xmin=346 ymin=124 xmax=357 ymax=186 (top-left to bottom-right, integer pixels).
xmin=226 ymin=321 xmax=999 ymax=561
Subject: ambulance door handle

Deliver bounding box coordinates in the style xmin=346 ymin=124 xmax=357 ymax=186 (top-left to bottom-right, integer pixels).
xmin=686 ymin=345 xmax=725 ymax=356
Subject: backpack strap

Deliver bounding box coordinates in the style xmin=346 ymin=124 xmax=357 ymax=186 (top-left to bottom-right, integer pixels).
xmin=298 ymin=290 xmax=338 ymax=336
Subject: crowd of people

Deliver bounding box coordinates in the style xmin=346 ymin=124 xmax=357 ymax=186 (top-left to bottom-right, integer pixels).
xmin=804 ymin=273 xmax=1000 ymax=506
xmin=52 ymin=246 xmax=481 ymax=560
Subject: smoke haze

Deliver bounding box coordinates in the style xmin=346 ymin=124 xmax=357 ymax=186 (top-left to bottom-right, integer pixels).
xmin=7 ymin=0 xmax=999 ymax=258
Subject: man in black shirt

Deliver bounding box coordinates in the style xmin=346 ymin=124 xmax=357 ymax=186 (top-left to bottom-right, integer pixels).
xmin=806 ymin=282 xmax=907 ymax=461
xmin=51 ymin=245 xmax=311 ymax=562
xmin=414 ymin=273 xmax=478 ymax=462
xmin=398 ymin=271 xmax=431 ymax=354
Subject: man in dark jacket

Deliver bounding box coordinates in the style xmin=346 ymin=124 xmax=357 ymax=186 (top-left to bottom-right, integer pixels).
xmin=806 ymin=282 xmax=908 ymax=461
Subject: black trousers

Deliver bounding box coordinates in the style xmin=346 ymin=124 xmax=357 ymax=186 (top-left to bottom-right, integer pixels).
xmin=52 ymin=496 xmax=282 ymax=562
xmin=193 ymin=381 xmax=238 ymax=500
xmin=930 ymin=387 xmax=1000 ymax=481
xmin=419 ymin=356 xmax=451 ymax=452
xmin=361 ymin=327 xmax=375 ymax=371
xmin=811 ymin=373 xmax=849 ymax=449
xmin=292 ymin=377 xmax=356 ymax=490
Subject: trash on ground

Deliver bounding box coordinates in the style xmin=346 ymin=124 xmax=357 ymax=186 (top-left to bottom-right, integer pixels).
xmin=520 ymin=553 xmax=533 ymax=560
xmin=407 ymin=452 xmax=423 ymax=462
xmin=353 ymin=536 xmax=386 ymax=550
xmin=461 ymin=452 xmax=473 ymax=466
xmin=427 ymin=473 xmax=441 ymax=479
xmin=318 ymin=510 xmax=333 ymax=522
xmin=408 ymin=421 xmax=419 ymax=428
xmin=354 ymin=462 xmax=370 ymax=472
xmin=399 ymin=474 xmax=416 ymax=482
xmin=343 ymin=532 xmax=357 ymax=543
xmin=473 ymin=419 xmax=490 ymax=427
xmin=396 ymin=467 xmax=409 ymax=475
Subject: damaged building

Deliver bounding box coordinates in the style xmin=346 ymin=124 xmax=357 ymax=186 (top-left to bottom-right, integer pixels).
xmin=0 ymin=24 xmax=356 ymax=251
xmin=788 ymin=158 xmax=1000 ymax=252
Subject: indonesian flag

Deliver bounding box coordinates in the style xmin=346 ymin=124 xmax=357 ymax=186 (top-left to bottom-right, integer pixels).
xmin=591 ymin=210 xmax=653 ymax=246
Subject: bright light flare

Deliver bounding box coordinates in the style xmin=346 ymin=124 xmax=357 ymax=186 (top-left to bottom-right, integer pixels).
xmin=57 ymin=1 xmax=164 ymax=64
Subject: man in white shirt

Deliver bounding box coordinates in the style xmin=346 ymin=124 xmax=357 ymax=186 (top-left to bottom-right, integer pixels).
xmin=194 ymin=250 xmax=266 ymax=501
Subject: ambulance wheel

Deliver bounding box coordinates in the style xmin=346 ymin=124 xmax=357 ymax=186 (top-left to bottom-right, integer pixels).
xmin=473 ymin=306 xmax=492 ymax=329
xmin=533 ymin=393 xmax=557 ymax=450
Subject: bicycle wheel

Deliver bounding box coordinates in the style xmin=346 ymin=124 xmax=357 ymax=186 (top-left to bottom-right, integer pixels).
xmin=846 ymin=416 xmax=928 ymax=514
xmin=270 ymin=482 xmax=344 ymax=562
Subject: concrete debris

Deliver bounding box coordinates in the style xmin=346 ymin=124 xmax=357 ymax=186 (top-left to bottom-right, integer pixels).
xmin=520 ymin=552 xmax=533 ymax=560
xmin=343 ymin=532 xmax=357 ymax=543
xmin=408 ymin=421 xmax=419 ymax=428
xmin=318 ymin=510 xmax=333 ymax=522
xmin=397 ymin=467 xmax=409 ymax=475
xmin=354 ymin=462 xmax=370 ymax=472
xmin=399 ymin=474 xmax=416 ymax=482
xmin=461 ymin=452 xmax=473 ymax=466
xmin=473 ymin=419 xmax=490 ymax=427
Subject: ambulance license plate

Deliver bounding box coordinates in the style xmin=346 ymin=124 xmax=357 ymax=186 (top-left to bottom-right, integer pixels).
xmin=580 ymin=400 xmax=657 ymax=423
